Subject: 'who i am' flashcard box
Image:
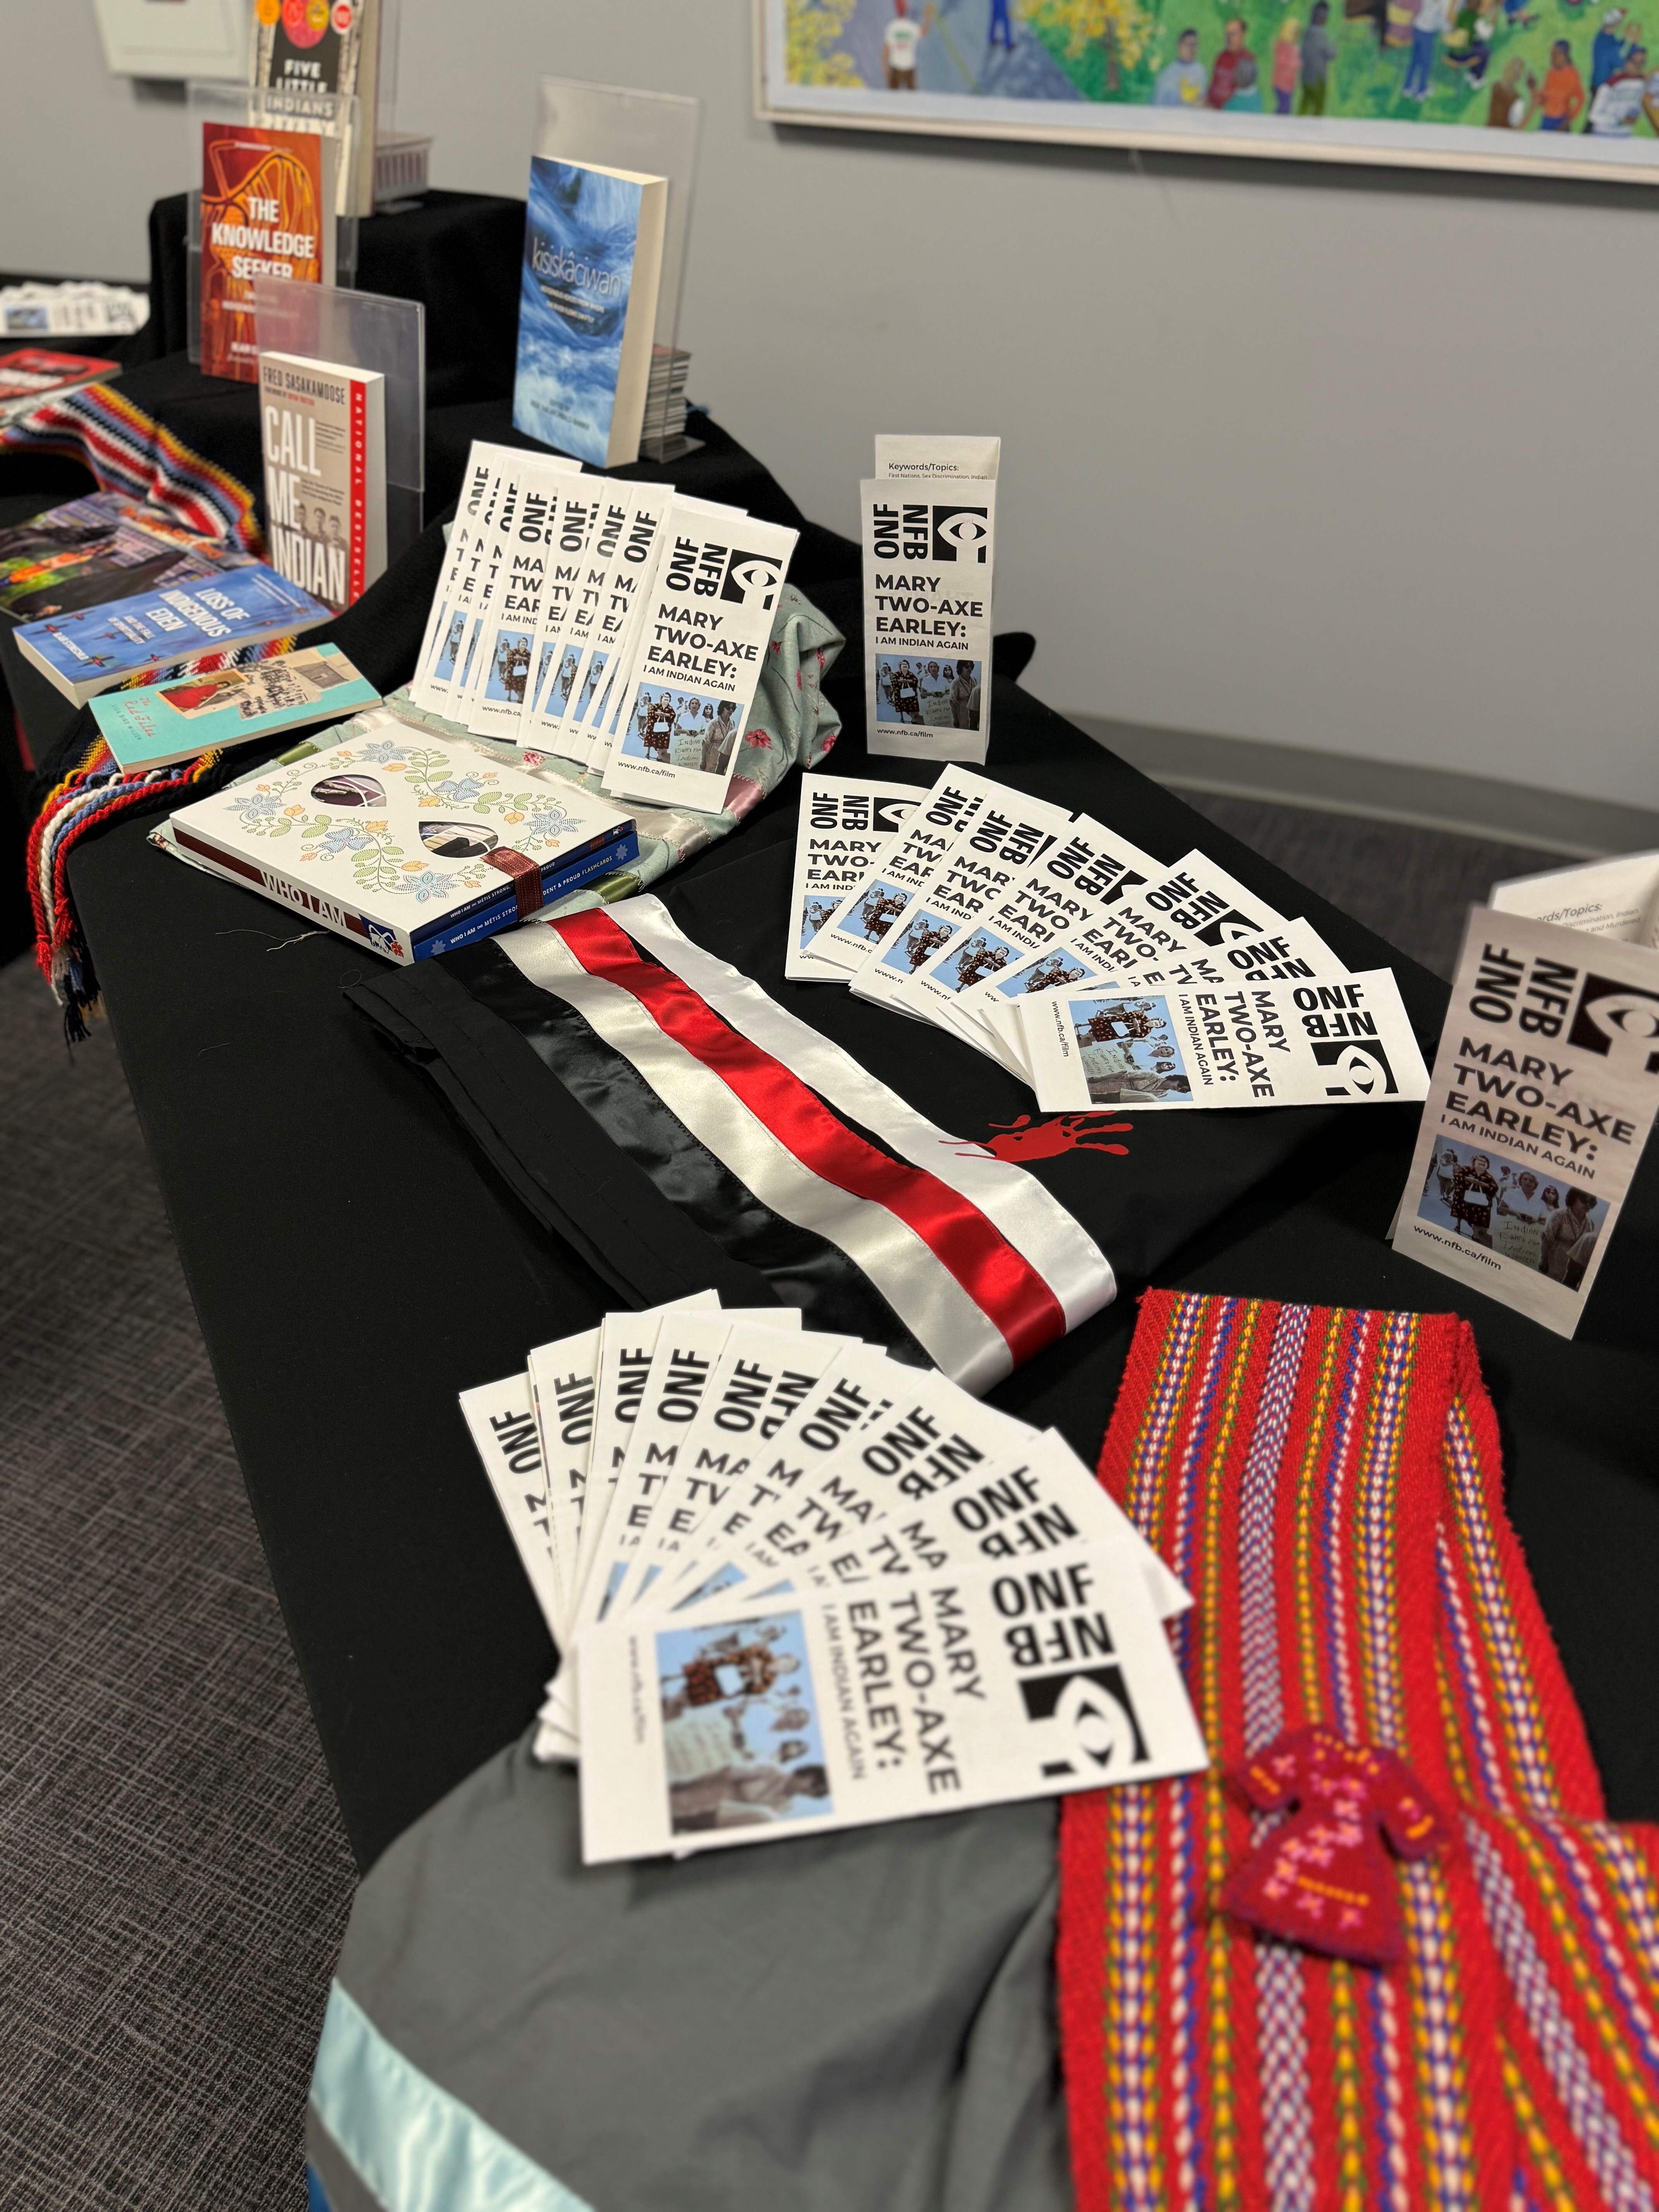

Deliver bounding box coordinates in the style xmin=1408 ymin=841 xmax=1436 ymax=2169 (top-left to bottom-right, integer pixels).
xmin=167 ymin=722 xmax=638 ymax=963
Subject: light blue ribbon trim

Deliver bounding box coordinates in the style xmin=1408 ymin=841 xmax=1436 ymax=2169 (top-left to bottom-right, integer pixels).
xmin=311 ymin=1980 xmax=594 ymax=2212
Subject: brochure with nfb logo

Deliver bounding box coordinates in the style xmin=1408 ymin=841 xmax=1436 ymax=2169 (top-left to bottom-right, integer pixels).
xmin=576 ymin=1539 xmax=1206 ymax=1863
xmin=862 ymin=473 xmax=996 ymax=768
xmin=1392 ymin=907 xmax=1659 ymax=1338
xmin=600 ymin=507 xmax=800 ymax=818
xmin=1020 ymin=970 xmax=1429 ymax=1115
xmin=787 ymin=775 xmax=923 ymax=982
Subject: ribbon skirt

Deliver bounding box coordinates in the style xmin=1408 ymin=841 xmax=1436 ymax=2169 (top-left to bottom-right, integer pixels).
xmin=1058 ymin=1292 xmax=1659 ymax=2210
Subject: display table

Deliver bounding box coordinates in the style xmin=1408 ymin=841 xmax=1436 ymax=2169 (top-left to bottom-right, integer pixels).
xmin=64 ymin=443 xmax=1659 ymax=1865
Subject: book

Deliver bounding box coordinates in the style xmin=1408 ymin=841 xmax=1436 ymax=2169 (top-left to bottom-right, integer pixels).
xmin=92 ymin=642 xmax=379 ymax=771
xmin=251 ymin=0 xmax=381 ymax=218
xmin=1391 ymin=907 xmax=1659 ymax=1338
xmin=168 ymin=726 xmax=639 ymax=965
xmin=512 ymin=155 xmax=668 ymax=469
xmin=259 ymin=351 xmax=386 ymax=612
xmin=14 ymin=562 xmax=332 ymax=706
xmin=0 ymin=491 xmax=251 ymax=626
xmin=0 ymin=348 xmax=122 ymax=422
xmin=200 ymin=122 xmax=336 ymax=383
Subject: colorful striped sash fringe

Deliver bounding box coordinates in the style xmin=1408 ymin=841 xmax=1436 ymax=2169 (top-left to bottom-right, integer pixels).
xmin=5 ymin=383 xmax=275 ymax=1039
xmin=1058 ymin=1290 xmax=1659 ymax=2210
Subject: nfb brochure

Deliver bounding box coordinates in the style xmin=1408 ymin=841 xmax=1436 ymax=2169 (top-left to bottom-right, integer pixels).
xmin=167 ymin=722 xmax=637 ymax=965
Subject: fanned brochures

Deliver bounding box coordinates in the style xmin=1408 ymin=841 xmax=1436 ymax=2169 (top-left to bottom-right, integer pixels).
xmin=781 ymin=760 xmax=1430 ymax=1116
xmin=464 ymin=1297 xmax=1206 ymax=1861
xmin=408 ymin=442 xmax=797 ymax=817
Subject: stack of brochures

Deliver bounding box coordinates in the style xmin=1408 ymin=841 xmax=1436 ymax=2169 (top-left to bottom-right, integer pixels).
xmin=787 ymin=768 xmax=1432 ymax=1116
xmin=408 ymin=438 xmax=798 ymax=823
xmin=462 ymin=1295 xmax=1208 ymax=1864
xmin=641 ymin=344 xmax=691 ymax=452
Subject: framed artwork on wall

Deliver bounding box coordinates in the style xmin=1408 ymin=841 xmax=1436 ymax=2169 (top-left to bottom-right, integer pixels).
xmin=93 ymin=0 xmax=248 ymax=80
xmin=758 ymin=0 xmax=1659 ymax=181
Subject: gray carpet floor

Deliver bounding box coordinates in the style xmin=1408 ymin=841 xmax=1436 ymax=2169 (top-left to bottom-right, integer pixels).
xmin=0 ymin=795 xmax=1568 ymax=2206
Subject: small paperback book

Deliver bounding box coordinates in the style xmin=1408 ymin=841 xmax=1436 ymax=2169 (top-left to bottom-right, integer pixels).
xmin=251 ymin=0 xmax=381 ymax=217
xmin=165 ymin=721 xmax=638 ymax=964
xmin=15 ymin=562 xmax=333 ymax=706
xmin=259 ymin=352 xmax=387 ymax=613
xmin=602 ymin=508 xmax=799 ymax=816
xmin=92 ymin=643 xmax=379 ymax=772
xmin=512 ymin=155 xmax=668 ymax=469
xmin=199 ymin=123 xmax=336 ymax=383
xmin=1391 ymin=906 xmax=1659 ymax=1338
xmin=862 ymin=434 xmax=998 ymax=768
xmin=787 ymin=775 xmax=923 ymax=981
xmin=1020 ymin=970 xmax=1429 ymax=1113
xmin=0 ymin=348 xmax=121 ymax=422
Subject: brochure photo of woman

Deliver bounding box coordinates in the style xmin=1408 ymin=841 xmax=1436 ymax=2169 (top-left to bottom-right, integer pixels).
xmin=1416 ymin=1135 xmax=1606 ymax=1286
xmin=655 ymin=1616 xmax=833 ymax=1835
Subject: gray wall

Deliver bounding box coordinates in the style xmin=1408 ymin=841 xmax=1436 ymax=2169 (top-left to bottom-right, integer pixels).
xmin=4 ymin=0 xmax=1657 ymax=807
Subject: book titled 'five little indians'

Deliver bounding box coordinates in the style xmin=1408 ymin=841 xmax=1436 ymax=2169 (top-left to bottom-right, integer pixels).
xmin=167 ymin=726 xmax=640 ymax=964
xmin=15 ymin=563 xmax=333 ymax=705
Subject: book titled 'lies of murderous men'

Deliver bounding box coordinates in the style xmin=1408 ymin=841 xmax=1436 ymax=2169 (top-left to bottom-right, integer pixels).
xmin=166 ymin=724 xmax=639 ymax=964
xmin=512 ymin=155 xmax=666 ymax=469
xmin=14 ymin=563 xmax=332 ymax=705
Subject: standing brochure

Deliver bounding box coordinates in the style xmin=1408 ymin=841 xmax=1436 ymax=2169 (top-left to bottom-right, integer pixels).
xmin=518 ymin=480 xmax=675 ymax=765
xmin=15 ymin=562 xmax=331 ymax=706
xmin=577 ymin=1540 xmax=1207 ymax=1863
xmin=1021 ymin=969 xmax=1428 ymax=1113
xmin=92 ymin=642 xmax=378 ymax=771
xmin=200 ymin=123 xmax=335 ymax=383
xmin=166 ymin=725 xmax=637 ymax=965
xmin=251 ymin=0 xmax=381 ymax=218
xmin=1391 ymin=908 xmax=1659 ymax=1337
xmin=862 ymin=436 xmax=998 ymax=766
xmin=0 ymin=348 xmax=121 ymax=422
xmin=1489 ymin=851 xmax=1659 ymax=948
xmin=259 ymin=351 xmax=387 ymax=612
xmin=601 ymin=508 xmax=800 ymax=816
xmin=787 ymin=776 xmax=923 ymax=982
xmin=513 ymin=156 xmax=668 ymax=469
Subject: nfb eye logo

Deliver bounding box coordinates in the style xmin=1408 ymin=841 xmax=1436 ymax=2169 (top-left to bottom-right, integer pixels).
xmin=1192 ymin=907 xmax=1262 ymax=947
xmin=1018 ymin=1665 xmax=1148 ymax=1779
xmin=1569 ymin=974 xmax=1659 ymax=1078
xmin=1309 ymin=1036 xmax=1399 ymax=1097
xmin=721 ymin=550 xmax=782 ymax=611
xmin=932 ymin=506 xmax=990 ymax=564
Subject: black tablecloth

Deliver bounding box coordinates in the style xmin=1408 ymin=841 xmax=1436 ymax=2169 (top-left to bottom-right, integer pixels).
xmin=65 ymin=529 xmax=1659 ymax=1866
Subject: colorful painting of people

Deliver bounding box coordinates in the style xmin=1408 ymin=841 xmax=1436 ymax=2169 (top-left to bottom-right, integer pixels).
xmin=792 ymin=0 xmax=1659 ymax=139
xmin=1415 ymin=1136 xmax=1607 ymax=1287
xmin=656 ymin=1614 xmax=833 ymax=1836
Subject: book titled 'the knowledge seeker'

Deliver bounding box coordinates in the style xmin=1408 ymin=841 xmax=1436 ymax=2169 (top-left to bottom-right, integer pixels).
xmin=15 ymin=563 xmax=333 ymax=705
xmin=512 ymin=155 xmax=666 ymax=469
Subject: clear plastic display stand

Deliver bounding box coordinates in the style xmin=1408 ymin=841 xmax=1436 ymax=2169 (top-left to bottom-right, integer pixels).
xmin=252 ymin=273 xmax=425 ymax=564
xmin=186 ymin=77 xmax=360 ymax=367
xmin=534 ymin=79 xmax=703 ymax=463
xmin=368 ymin=0 xmax=433 ymax=214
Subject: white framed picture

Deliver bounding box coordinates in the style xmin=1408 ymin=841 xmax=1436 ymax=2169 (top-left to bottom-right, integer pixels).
xmin=93 ymin=0 xmax=249 ymax=80
xmin=758 ymin=0 xmax=1659 ymax=183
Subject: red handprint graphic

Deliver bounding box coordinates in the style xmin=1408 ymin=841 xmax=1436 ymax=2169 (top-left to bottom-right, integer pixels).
xmin=960 ymin=1114 xmax=1133 ymax=1164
